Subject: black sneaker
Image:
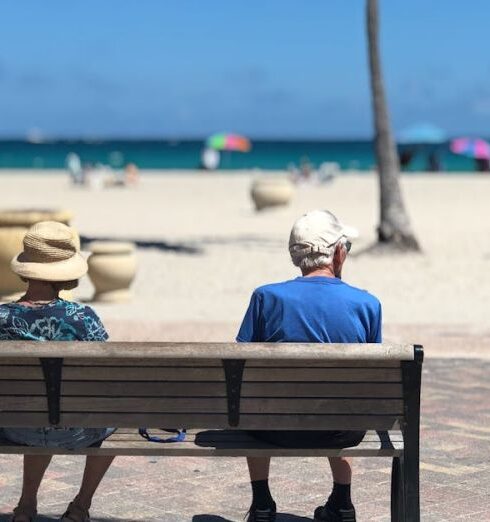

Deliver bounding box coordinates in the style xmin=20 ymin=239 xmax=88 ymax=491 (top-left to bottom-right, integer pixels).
xmin=246 ymin=502 xmax=277 ymax=522
xmin=313 ymin=503 xmax=356 ymax=522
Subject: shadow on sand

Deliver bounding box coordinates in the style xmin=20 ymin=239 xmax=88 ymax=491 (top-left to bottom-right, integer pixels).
xmin=80 ymin=233 xmax=284 ymax=256
xmin=80 ymin=235 xmax=202 ymax=255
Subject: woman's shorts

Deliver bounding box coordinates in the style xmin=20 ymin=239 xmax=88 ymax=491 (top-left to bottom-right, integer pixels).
xmin=0 ymin=427 xmax=116 ymax=450
xmin=248 ymin=430 xmax=366 ymax=449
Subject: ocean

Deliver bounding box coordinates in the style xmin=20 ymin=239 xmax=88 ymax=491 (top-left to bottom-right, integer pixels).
xmin=0 ymin=139 xmax=478 ymax=172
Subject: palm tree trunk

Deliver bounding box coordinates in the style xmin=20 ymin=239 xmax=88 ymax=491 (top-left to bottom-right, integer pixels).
xmin=367 ymin=0 xmax=420 ymax=250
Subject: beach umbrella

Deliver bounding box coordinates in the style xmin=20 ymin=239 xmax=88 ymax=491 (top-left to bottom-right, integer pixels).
xmin=206 ymin=133 xmax=251 ymax=152
xmin=450 ymin=137 xmax=490 ymax=159
xmin=398 ymin=123 xmax=447 ymax=144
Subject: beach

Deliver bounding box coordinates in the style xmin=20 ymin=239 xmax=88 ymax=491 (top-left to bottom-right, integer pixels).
xmin=2 ymin=170 xmax=490 ymax=521
xmin=1 ymin=170 xmax=489 ymax=357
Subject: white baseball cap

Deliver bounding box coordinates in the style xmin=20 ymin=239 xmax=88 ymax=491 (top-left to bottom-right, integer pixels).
xmin=289 ymin=210 xmax=359 ymax=262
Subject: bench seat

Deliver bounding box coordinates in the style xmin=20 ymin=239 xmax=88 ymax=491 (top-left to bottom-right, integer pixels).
xmin=0 ymin=428 xmax=404 ymax=457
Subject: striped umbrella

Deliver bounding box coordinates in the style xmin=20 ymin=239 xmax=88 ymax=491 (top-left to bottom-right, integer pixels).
xmin=450 ymin=137 xmax=490 ymax=159
xmin=206 ymin=133 xmax=251 ymax=152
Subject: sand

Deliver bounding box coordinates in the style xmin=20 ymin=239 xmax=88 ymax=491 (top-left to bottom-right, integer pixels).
xmin=1 ymin=170 xmax=489 ymax=357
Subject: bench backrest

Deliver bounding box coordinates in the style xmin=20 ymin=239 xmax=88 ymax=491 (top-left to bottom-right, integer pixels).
xmin=0 ymin=342 xmax=422 ymax=433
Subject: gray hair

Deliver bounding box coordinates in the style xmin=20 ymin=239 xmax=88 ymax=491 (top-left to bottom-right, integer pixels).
xmin=291 ymin=238 xmax=347 ymax=272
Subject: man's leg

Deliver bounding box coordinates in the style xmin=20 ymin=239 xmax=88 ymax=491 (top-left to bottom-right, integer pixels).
xmin=247 ymin=457 xmax=275 ymax=507
xmin=314 ymin=457 xmax=356 ymax=521
xmin=327 ymin=457 xmax=354 ymax=508
xmin=246 ymin=457 xmax=276 ymax=520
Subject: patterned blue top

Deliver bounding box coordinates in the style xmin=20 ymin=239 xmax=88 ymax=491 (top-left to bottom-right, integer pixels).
xmin=0 ymin=299 xmax=111 ymax=449
xmin=0 ymin=299 xmax=108 ymax=341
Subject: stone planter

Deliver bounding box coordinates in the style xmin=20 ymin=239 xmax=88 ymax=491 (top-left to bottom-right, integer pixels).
xmin=250 ymin=177 xmax=294 ymax=211
xmin=87 ymin=241 xmax=136 ymax=303
xmin=0 ymin=209 xmax=74 ymax=300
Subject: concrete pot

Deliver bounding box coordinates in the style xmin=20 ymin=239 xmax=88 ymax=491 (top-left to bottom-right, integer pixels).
xmin=0 ymin=210 xmax=74 ymax=300
xmin=87 ymin=241 xmax=136 ymax=303
xmin=250 ymin=177 xmax=294 ymax=211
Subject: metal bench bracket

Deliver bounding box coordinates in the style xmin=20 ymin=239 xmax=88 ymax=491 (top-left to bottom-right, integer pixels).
xmin=222 ymin=359 xmax=245 ymax=427
xmin=40 ymin=358 xmax=63 ymax=426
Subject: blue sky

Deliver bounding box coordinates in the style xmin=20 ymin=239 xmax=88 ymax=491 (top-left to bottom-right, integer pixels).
xmin=1 ymin=0 xmax=489 ymax=139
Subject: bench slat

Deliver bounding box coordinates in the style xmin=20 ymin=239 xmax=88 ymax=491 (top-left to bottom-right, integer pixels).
xmin=0 ymin=381 xmax=403 ymax=398
xmin=0 ymin=397 xmax=404 ymax=415
xmin=109 ymin=429 xmax=404 ymax=442
xmin=0 ymin=412 xmax=401 ymax=430
xmin=0 ymin=366 xmax=402 ymax=382
xmin=0 ymin=342 xmax=416 ymax=360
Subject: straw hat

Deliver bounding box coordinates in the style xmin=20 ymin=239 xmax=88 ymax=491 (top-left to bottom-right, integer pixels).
xmin=11 ymin=221 xmax=87 ymax=282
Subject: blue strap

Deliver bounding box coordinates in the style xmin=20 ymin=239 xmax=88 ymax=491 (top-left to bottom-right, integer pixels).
xmin=138 ymin=428 xmax=186 ymax=443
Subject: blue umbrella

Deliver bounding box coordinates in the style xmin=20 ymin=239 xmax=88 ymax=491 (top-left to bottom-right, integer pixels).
xmin=398 ymin=123 xmax=447 ymax=144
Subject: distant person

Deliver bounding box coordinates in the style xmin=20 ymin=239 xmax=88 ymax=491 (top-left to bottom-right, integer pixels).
xmin=0 ymin=221 xmax=115 ymax=522
xmin=65 ymin=152 xmax=83 ymax=185
xmin=237 ymin=210 xmax=382 ymax=522
xmin=475 ymin=157 xmax=490 ymax=172
xmin=124 ymin=163 xmax=140 ymax=186
xmin=399 ymin=149 xmax=414 ymax=169
xmin=427 ymin=151 xmax=441 ymax=172
xmin=299 ymin=156 xmax=313 ymax=181
xmin=201 ymin=148 xmax=220 ymax=170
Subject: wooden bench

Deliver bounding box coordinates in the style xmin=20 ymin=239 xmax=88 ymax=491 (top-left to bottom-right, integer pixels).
xmin=0 ymin=342 xmax=423 ymax=522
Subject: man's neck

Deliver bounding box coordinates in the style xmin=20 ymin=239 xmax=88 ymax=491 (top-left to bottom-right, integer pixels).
xmin=302 ymin=267 xmax=337 ymax=278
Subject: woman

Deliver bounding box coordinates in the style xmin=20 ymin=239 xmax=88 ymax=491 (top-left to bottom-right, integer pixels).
xmin=0 ymin=221 xmax=115 ymax=522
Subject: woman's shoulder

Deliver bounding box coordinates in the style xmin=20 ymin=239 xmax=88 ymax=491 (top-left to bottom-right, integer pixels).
xmin=57 ymin=300 xmax=108 ymax=340
xmin=56 ymin=300 xmax=99 ymax=318
xmin=0 ymin=302 xmax=28 ymax=320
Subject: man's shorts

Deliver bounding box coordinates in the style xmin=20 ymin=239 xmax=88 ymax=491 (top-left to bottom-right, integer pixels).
xmin=248 ymin=430 xmax=366 ymax=449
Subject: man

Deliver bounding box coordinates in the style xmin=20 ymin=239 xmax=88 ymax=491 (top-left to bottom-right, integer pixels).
xmin=237 ymin=210 xmax=382 ymax=522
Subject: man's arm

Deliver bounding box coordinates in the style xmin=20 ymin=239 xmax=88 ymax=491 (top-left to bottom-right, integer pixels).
xmin=236 ymin=290 xmax=263 ymax=343
xmin=370 ymin=300 xmax=383 ymax=343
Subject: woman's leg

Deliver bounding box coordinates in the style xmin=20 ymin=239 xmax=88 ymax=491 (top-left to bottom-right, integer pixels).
xmin=72 ymin=456 xmax=115 ymax=510
xmin=15 ymin=455 xmax=53 ymax=514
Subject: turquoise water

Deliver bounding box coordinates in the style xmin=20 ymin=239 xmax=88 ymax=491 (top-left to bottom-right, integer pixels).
xmin=0 ymin=139 xmax=478 ymax=172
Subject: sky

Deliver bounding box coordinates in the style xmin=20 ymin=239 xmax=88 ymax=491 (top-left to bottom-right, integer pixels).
xmin=1 ymin=0 xmax=489 ymax=139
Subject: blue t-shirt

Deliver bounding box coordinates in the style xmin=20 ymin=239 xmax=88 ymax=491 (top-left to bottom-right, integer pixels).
xmin=237 ymin=276 xmax=382 ymax=343
xmin=0 ymin=299 xmax=108 ymax=341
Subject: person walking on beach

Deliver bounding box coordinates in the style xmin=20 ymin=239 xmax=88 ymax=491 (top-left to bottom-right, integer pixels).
xmin=0 ymin=221 xmax=115 ymax=522
xmin=237 ymin=210 xmax=382 ymax=522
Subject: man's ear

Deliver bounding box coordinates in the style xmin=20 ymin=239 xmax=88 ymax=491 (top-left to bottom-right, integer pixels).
xmin=333 ymin=243 xmax=347 ymax=266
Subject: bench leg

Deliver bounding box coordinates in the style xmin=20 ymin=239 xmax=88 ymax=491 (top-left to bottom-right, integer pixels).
xmin=391 ymin=456 xmax=405 ymax=522
xmin=402 ymin=440 xmax=420 ymax=522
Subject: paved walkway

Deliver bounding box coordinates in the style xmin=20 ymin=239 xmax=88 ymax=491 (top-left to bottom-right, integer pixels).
xmin=1 ymin=358 xmax=489 ymax=521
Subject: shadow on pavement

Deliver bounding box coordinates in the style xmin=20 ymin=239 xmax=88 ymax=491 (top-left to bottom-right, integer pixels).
xmin=0 ymin=518 xmax=164 ymax=522
xmin=192 ymin=513 xmax=313 ymax=522
xmin=0 ymin=517 xmax=57 ymax=522
xmin=0 ymin=512 xmax=313 ymax=522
